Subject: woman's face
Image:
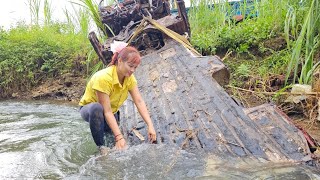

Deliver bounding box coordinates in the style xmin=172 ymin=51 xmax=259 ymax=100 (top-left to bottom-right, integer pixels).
xmin=118 ymin=56 xmax=140 ymax=77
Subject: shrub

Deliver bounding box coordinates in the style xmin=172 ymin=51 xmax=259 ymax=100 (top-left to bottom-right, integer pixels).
xmin=0 ymin=22 xmax=90 ymax=95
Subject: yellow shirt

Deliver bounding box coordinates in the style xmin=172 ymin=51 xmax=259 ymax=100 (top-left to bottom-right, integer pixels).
xmin=79 ymin=65 xmax=137 ymax=113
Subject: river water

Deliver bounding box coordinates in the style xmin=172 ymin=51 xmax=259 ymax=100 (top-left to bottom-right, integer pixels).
xmin=0 ymin=100 xmax=320 ymax=179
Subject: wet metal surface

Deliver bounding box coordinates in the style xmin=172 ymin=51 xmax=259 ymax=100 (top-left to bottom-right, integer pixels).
xmin=244 ymin=104 xmax=312 ymax=162
xmin=120 ymin=40 xmax=313 ymax=164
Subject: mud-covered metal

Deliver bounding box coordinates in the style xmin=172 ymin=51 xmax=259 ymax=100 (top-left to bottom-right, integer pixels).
xmin=89 ymin=0 xmax=189 ymax=65
xmin=99 ymin=0 xmax=170 ymax=37
xmin=119 ymin=40 xmax=313 ymax=163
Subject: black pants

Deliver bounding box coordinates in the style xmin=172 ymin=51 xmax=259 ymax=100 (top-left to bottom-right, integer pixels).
xmin=80 ymin=102 xmax=120 ymax=147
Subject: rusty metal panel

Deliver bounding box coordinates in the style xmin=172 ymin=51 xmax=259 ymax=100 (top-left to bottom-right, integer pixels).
xmin=119 ymin=39 xmax=311 ymax=163
xmin=99 ymin=0 xmax=170 ymax=37
xmin=243 ymin=104 xmax=311 ymax=161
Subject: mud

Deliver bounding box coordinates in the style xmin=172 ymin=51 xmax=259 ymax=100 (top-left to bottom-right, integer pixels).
xmin=10 ymin=73 xmax=86 ymax=104
xmin=263 ymin=36 xmax=287 ymax=52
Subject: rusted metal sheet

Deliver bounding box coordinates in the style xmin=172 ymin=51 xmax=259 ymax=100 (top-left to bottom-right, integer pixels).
xmin=243 ymin=104 xmax=311 ymax=161
xmin=119 ymin=40 xmax=312 ymax=163
xmin=89 ymin=13 xmax=187 ymax=66
xmin=99 ymin=0 xmax=170 ymax=37
xmin=89 ymin=0 xmax=190 ymax=66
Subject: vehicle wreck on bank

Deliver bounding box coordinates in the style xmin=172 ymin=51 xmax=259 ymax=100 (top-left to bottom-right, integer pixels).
xmin=88 ymin=0 xmax=320 ymax=177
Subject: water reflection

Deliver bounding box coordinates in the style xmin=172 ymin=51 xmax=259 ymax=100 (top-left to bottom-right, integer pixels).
xmin=0 ymin=100 xmax=319 ymax=179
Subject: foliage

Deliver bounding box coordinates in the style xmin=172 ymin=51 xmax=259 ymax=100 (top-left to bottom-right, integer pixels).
xmin=189 ymin=0 xmax=320 ymax=87
xmin=27 ymin=0 xmax=41 ymax=25
xmin=285 ymin=0 xmax=320 ymax=85
xmin=236 ymin=63 xmax=250 ymax=78
xmin=0 ymin=0 xmax=107 ymax=97
xmin=225 ymin=50 xmax=291 ymax=88
xmin=189 ymin=0 xmax=284 ymax=54
xmin=0 ymin=23 xmax=90 ymax=95
xmin=71 ymin=0 xmax=108 ymax=37
xmin=44 ymin=0 xmax=53 ymax=25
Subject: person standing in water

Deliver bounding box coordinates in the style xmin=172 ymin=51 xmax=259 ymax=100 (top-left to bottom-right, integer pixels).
xmin=79 ymin=41 xmax=157 ymax=155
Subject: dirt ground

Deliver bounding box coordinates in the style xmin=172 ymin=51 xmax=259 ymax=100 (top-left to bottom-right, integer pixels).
xmin=11 ymin=73 xmax=86 ymax=105
xmin=291 ymin=115 xmax=320 ymax=148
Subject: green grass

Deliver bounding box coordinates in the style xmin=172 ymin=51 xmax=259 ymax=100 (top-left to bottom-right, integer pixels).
xmin=0 ymin=0 xmax=100 ymax=97
xmin=189 ymin=0 xmax=288 ymax=53
xmin=28 ymin=0 xmax=41 ymax=25
xmin=189 ymin=0 xmax=320 ymax=88
xmin=285 ymin=0 xmax=320 ymax=85
xmin=71 ymin=0 xmax=109 ymax=37
xmin=0 ymin=23 xmax=90 ymax=94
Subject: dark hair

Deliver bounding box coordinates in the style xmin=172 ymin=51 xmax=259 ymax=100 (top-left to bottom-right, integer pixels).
xmin=108 ymin=46 xmax=141 ymax=66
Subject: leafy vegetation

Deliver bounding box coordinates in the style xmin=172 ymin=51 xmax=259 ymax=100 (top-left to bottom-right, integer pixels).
xmin=286 ymin=0 xmax=320 ymax=85
xmin=71 ymin=0 xmax=107 ymax=36
xmin=0 ymin=0 xmax=99 ymax=97
xmin=0 ymin=23 xmax=89 ymax=95
xmin=189 ymin=0 xmax=320 ymax=90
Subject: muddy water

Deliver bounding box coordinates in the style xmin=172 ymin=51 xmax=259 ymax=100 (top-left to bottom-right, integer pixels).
xmin=0 ymin=100 xmax=205 ymax=179
xmin=0 ymin=100 xmax=319 ymax=179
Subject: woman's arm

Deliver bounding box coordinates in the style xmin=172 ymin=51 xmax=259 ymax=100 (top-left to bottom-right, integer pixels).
xmin=129 ymin=86 xmax=157 ymax=142
xmin=96 ymin=91 xmax=127 ymax=149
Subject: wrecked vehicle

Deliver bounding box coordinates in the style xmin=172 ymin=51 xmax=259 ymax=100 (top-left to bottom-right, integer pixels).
xmin=88 ymin=0 xmax=320 ymax=176
xmin=90 ymin=0 xmax=190 ymax=65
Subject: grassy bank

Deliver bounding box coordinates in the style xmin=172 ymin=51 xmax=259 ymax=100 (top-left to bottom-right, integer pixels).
xmin=0 ymin=0 xmax=102 ymax=98
xmin=0 ymin=23 xmax=92 ymax=97
xmin=189 ymin=0 xmax=320 ymax=87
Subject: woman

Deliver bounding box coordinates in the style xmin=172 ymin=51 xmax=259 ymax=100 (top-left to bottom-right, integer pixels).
xmin=79 ymin=42 xmax=156 ymax=155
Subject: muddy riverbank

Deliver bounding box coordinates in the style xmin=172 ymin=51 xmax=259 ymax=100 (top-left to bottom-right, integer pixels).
xmin=8 ymin=73 xmax=86 ymax=104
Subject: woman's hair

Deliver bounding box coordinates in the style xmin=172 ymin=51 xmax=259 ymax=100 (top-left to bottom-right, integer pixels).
xmin=108 ymin=46 xmax=141 ymax=66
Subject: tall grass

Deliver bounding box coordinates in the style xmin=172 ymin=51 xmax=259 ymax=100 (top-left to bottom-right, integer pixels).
xmin=71 ymin=0 xmax=107 ymax=36
xmin=71 ymin=0 xmax=118 ymax=77
xmin=62 ymin=3 xmax=101 ymax=76
xmin=188 ymin=0 xmax=229 ymax=53
xmin=188 ymin=0 xmax=285 ymax=54
xmin=189 ymin=0 xmax=320 ymax=87
xmin=63 ymin=7 xmax=76 ymax=34
xmin=285 ymin=0 xmax=320 ymax=85
xmin=44 ymin=0 xmax=53 ymax=25
xmin=27 ymin=0 xmax=41 ymax=25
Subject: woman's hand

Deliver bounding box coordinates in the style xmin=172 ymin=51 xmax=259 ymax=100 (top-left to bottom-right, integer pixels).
xmin=129 ymin=87 xmax=157 ymax=143
xmin=148 ymin=125 xmax=157 ymax=143
xmin=115 ymin=136 xmax=127 ymax=150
